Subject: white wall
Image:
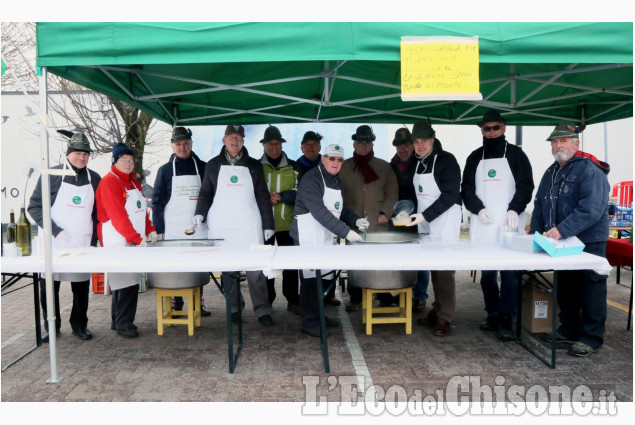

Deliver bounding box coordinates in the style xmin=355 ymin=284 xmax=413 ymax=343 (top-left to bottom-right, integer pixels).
xmin=2 ymin=92 xmax=633 ymax=225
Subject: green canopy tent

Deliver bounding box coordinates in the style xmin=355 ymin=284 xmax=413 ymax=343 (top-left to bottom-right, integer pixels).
xmin=32 ymin=22 xmax=633 ymax=382
xmin=36 ymin=22 xmax=633 ymax=127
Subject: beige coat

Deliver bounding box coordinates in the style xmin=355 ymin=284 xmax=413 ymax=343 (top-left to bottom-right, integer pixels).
xmin=339 ymin=157 xmax=399 ymax=232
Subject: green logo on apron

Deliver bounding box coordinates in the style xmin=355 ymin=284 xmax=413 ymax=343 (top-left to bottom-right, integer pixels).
xmin=334 ymin=201 xmax=341 ymax=210
xmin=230 ymin=175 xmax=238 ymax=183
xmin=72 ymin=196 xmax=82 ymax=205
xmin=418 ymin=185 xmax=423 ymax=193
xmin=488 ymin=169 xmax=496 ymax=178
xmin=136 ymin=200 xmax=142 ymax=209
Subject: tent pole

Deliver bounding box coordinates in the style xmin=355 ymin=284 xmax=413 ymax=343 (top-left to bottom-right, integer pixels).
xmin=603 ymin=121 xmax=608 ymax=163
xmin=39 ymin=67 xmax=63 ymax=384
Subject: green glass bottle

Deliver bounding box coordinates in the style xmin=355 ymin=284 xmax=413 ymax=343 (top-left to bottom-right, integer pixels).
xmin=16 ymin=204 xmax=31 ymax=256
xmin=7 ymin=209 xmax=17 ymax=243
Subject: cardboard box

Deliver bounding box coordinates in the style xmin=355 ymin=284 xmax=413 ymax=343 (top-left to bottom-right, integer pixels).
xmin=506 ymin=234 xmax=541 ymax=253
xmin=521 ymin=272 xmax=560 ymax=333
xmin=533 ymin=233 xmax=585 ymax=257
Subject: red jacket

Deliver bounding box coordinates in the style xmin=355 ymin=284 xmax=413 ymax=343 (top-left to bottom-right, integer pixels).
xmin=96 ymin=165 xmax=155 ymax=246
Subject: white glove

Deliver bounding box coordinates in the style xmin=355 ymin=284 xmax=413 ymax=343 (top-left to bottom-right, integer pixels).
xmin=264 ymin=229 xmax=275 ymax=241
xmin=148 ymin=231 xmax=159 ymax=243
xmin=506 ymin=210 xmax=519 ymax=229
xmin=406 ymin=213 xmax=425 ymax=227
xmin=345 ymin=230 xmax=363 ymax=242
xmin=355 ymin=218 xmax=370 ymax=231
xmin=55 ymin=230 xmax=71 ymax=243
xmin=193 ymin=215 xmax=203 ymax=226
xmin=137 ymin=238 xmax=147 ymax=247
xmin=478 ymin=209 xmax=493 ymax=224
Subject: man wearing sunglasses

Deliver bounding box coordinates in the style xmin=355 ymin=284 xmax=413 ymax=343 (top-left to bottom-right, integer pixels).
xmin=290 ymin=144 xmax=368 ymax=337
xmin=461 ymin=109 xmax=534 ymax=342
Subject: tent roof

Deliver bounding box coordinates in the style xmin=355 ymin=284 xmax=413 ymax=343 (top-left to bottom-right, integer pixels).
xmin=36 ymin=22 xmax=633 ymax=126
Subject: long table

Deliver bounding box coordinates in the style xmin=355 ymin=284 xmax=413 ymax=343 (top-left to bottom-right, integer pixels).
xmin=1 ymin=244 xmax=277 ymax=375
xmin=2 ymin=241 xmax=613 ymax=375
xmin=271 ymin=241 xmax=612 ymax=371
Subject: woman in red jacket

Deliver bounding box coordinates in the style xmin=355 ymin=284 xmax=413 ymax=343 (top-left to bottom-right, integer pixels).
xmin=96 ymin=143 xmax=157 ymax=338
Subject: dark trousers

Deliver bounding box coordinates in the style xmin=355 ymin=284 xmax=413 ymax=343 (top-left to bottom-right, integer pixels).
xmin=40 ymin=278 xmax=90 ymax=331
xmin=111 ymin=284 xmax=139 ymax=330
xmin=480 ymin=270 xmax=519 ymax=317
xmin=265 ymin=230 xmax=299 ymax=305
xmin=557 ymin=241 xmax=607 ymax=349
xmin=299 ymin=271 xmax=334 ymax=329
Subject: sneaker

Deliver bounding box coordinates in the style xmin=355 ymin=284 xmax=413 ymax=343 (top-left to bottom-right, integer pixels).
xmin=479 ymin=315 xmax=499 ymax=331
xmin=496 ymin=316 xmax=514 ymax=342
xmin=324 ymin=297 xmax=341 ymax=306
xmin=417 ymin=309 xmax=438 ymax=326
xmin=287 ymin=302 xmax=300 ymax=315
xmin=412 ymin=299 xmax=426 ymax=313
xmin=432 ymin=318 xmax=451 ymax=336
xmin=568 ymin=341 xmax=598 ymax=357
xmin=258 ymin=314 xmax=274 ymax=326
xmin=200 ymin=305 xmax=212 ymax=317
xmin=345 ymin=301 xmax=362 ymax=312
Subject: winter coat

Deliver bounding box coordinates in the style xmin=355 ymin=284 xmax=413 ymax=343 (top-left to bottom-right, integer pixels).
xmin=260 ymin=151 xmax=300 ymax=232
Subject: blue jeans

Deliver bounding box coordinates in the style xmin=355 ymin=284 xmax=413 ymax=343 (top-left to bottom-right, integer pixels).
xmin=413 ymin=270 xmax=430 ymax=302
xmin=480 ymin=270 xmax=518 ymax=317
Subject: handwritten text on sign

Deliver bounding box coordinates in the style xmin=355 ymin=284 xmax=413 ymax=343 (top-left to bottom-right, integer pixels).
xmin=401 ymin=36 xmax=482 ymax=101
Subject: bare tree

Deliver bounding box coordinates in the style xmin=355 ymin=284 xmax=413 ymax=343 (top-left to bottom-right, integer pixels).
xmin=2 ymin=22 xmax=156 ymax=179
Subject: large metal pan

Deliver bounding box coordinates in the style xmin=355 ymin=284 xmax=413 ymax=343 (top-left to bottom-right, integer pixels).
xmin=146 ymin=239 xmax=213 ymax=289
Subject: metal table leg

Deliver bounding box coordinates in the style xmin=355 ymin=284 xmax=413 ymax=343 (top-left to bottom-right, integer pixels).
xmin=315 ymin=269 xmax=330 ymax=373
xmin=212 ymin=273 xmax=242 ymax=374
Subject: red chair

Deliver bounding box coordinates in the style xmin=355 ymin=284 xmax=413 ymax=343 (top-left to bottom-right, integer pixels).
xmin=612 ymin=181 xmax=633 ymax=205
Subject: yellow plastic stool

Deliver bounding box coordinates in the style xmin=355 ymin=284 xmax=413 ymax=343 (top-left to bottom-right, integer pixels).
xmin=154 ymin=287 xmax=201 ymax=336
xmin=362 ymin=287 xmax=412 ymax=335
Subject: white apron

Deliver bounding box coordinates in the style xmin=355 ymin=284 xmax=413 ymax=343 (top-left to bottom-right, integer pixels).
xmin=297 ymin=167 xmax=343 ymax=279
xmin=207 ymin=165 xmax=263 ymax=246
xmin=101 ymin=171 xmax=147 ymax=289
xmin=164 ymin=158 xmax=208 ymax=240
xmin=46 ymin=167 xmax=94 ymax=281
xmin=413 ymin=154 xmax=461 ymax=242
xmin=469 ymin=144 xmax=526 ymax=244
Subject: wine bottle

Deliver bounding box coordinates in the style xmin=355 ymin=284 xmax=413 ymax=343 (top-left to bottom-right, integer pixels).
xmin=16 ymin=204 xmax=32 ymax=256
xmin=7 ymin=209 xmax=17 ymax=243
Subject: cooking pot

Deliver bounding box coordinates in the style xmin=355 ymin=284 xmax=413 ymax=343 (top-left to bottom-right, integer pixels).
xmin=146 ymin=239 xmax=213 ymax=289
xmin=347 ymin=232 xmax=419 ymax=289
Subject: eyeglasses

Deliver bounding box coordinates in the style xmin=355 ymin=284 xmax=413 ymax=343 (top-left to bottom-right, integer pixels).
xmin=226 ymin=135 xmax=244 ymax=142
xmin=118 ymin=159 xmax=135 ymax=165
xmin=327 ymin=156 xmax=344 ymax=163
xmin=482 ymin=125 xmax=503 ymax=132
xmin=355 ymin=141 xmax=373 ymax=147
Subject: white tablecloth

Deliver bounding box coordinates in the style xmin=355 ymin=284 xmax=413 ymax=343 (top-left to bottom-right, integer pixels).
xmin=1 ymin=241 xmax=612 ymax=276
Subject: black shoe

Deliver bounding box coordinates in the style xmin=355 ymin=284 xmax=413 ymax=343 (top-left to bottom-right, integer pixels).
xmin=117 ymin=328 xmax=138 ymax=338
xmin=258 ymin=314 xmax=274 ymax=326
xmin=324 ymin=297 xmax=341 ymax=306
xmin=479 ymin=315 xmax=499 ymax=331
xmin=568 ymin=341 xmax=598 ymax=357
xmin=200 ymin=305 xmax=212 ymax=317
xmin=302 ymin=325 xmax=327 ymax=338
xmin=231 ymin=312 xmax=242 ymax=324
xmin=497 ymin=316 xmax=514 ymax=342
xmin=287 ymin=302 xmax=300 ymax=315
xmin=417 ymin=310 xmax=438 ymax=326
xmin=324 ymin=316 xmax=340 ymax=328
xmin=72 ymin=328 xmax=92 ymax=341
xmin=83 ymin=328 xmax=93 ymax=338
xmin=111 ymin=323 xmax=137 ymax=331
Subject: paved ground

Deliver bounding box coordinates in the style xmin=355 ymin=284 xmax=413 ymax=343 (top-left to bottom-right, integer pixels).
xmin=1 ymin=264 xmax=632 ymax=416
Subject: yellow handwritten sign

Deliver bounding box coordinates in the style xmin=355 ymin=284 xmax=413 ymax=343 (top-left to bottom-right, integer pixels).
xmin=401 ymin=36 xmax=482 ymax=101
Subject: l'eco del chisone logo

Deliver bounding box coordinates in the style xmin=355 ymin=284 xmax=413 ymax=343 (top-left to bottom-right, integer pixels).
xmin=230 ymin=175 xmax=238 ymax=183
xmin=72 ymin=196 xmax=82 ymax=205
xmin=488 ymin=169 xmax=497 ymax=178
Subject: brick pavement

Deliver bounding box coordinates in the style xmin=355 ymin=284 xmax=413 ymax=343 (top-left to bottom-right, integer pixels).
xmin=1 ymin=267 xmax=632 ymax=406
